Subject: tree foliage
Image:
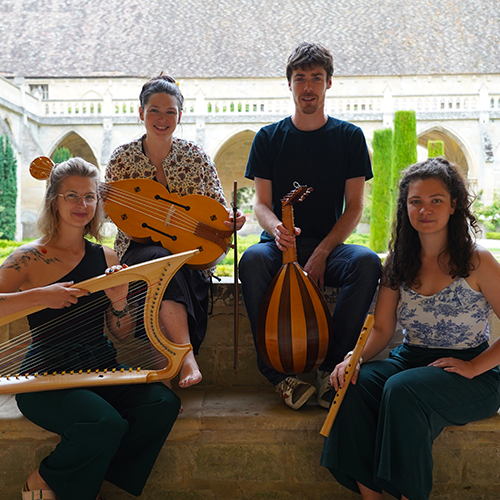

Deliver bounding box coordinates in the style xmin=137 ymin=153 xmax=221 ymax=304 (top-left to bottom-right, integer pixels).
xmin=237 ymin=186 xmax=255 ymax=212
xmin=367 ymin=111 xmax=417 ymax=251
xmin=0 ymin=136 xmax=18 ymax=240
xmin=427 ymin=140 xmax=445 ymax=158
xmin=392 ymin=110 xmax=417 ymax=214
xmin=52 ymin=146 xmax=72 ymax=164
xmin=474 ymin=191 xmax=500 ymax=232
xmin=369 ymin=128 xmax=393 ymax=252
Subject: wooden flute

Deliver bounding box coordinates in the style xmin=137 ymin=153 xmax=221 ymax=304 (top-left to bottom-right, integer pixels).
xmin=320 ymin=314 xmax=375 ymax=437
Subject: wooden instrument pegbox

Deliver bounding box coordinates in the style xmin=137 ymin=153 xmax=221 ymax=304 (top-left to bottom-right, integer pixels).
xmin=30 ymin=156 xmax=54 ymax=180
xmin=280 ymin=182 xmax=313 ymax=265
xmin=281 ymin=182 xmax=313 ymax=207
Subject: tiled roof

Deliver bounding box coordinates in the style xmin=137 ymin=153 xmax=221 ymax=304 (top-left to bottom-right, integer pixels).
xmin=1 ymin=0 xmax=499 ymax=78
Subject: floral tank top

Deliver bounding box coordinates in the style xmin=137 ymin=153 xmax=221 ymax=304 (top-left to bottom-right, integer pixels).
xmin=397 ymin=277 xmax=490 ymax=349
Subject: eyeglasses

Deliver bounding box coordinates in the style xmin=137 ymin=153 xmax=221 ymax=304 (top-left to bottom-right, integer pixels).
xmin=58 ymin=192 xmax=99 ymax=205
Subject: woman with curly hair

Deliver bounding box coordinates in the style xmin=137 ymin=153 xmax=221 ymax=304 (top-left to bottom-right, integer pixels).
xmin=321 ymin=157 xmax=500 ymax=500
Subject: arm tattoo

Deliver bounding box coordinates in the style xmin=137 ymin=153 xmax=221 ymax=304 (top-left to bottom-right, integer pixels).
xmin=2 ymin=247 xmax=61 ymax=272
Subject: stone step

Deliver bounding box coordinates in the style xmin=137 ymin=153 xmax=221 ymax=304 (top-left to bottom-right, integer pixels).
xmin=2 ymin=389 xmax=500 ymax=499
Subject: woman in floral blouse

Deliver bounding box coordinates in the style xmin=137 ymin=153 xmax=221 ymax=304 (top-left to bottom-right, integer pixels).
xmin=105 ymin=74 xmax=245 ymax=388
xmin=321 ymin=158 xmax=500 ymax=500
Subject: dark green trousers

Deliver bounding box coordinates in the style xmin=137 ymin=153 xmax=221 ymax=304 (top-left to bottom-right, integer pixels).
xmin=17 ymin=382 xmax=180 ymax=500
xmin=321 ymin=343 xmax=500 ymax=500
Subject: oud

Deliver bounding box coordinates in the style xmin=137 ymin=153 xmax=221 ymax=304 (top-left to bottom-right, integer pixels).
xmin=256 ymin=184 xmax=332 ymax=375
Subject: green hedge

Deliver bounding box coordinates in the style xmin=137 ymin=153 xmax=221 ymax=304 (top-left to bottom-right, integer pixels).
xmin=369 ymin=128 xmax=393 ymax=253
xmin=215 ymin=234 xmax=260 ymax=276
xmin=0 ymin=136 xmax=18 ymax=240
xmin=52 ymin=146 xmax=72 ymax=164
xmin=392 ymin=111 xmax=417 ymax=215
xmin=428 ymin=140 xmax=444 ymax=158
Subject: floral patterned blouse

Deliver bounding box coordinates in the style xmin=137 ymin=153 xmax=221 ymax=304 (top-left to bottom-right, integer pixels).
xmin=105 ymin=135 xmax=227 ymax=260
xmin=397 ymin=278 xmax=491 ymax=349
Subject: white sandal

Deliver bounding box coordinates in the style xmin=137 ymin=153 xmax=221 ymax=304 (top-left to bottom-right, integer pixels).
xmin=21 ymin=482 xmax=57 ymax=500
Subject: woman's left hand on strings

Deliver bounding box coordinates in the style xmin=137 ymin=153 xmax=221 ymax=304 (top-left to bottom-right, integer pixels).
xmin=104 ymin=264 xmax=129 ymax=306
xmin=428 ymin=357 xmax=477 ymax=379
xmin=225 ymin=209 xmax=246 ymax=231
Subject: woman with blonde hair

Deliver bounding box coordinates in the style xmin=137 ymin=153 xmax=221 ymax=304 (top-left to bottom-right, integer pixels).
xmin=0 ymin=158 xmax=180 ymax=500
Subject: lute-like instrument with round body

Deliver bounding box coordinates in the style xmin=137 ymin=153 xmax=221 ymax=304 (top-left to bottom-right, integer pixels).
xmin=257 ymin=183 xmax=333 ymax=375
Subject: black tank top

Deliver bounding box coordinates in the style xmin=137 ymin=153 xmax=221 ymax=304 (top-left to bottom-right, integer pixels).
xmin=24 ymin=240 xmax=118 ymax=373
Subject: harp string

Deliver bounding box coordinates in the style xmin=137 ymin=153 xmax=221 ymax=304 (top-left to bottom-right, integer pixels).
xmin=0 ymin=302 xmax=153 ymax=376
xmin=0 ymin=278 xmax=167 ymax=377
xmin=0 ymin=293 xmax=134 ymax=375
xmin=0 ymin=295 xmax=112 ymax=374
xmin=0 ymin=277 xmax=138 ymax=367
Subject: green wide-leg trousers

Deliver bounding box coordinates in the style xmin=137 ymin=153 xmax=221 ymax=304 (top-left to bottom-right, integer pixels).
xmin=321 ymin=343 xmax=500 ymax=500
xmin=17 ymin=382 xmax=180 ymax=500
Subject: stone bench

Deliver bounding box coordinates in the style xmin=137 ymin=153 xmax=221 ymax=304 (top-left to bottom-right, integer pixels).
xmin=1 ymin=281 xmax=500 ymax=499
xmin=2 ymin=390 xmax=500 ymax=500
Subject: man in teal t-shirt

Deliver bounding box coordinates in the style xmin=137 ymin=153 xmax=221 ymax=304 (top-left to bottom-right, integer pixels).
xmin=239 ymin=42 xmax=381 ymax=410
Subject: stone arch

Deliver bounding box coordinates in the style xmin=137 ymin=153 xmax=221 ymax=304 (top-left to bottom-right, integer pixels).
xmin=0 ymin=116 xmax=16 ymax=146
xmin=81 ymin=90 xmax=102 ymax=100
xmin=417 ymin=125 xmax=473 ymax=180
xmin=49 ymin=131 xmax=99 ymax=167
xmin=213 ymin=129 xmax=256 ymax=200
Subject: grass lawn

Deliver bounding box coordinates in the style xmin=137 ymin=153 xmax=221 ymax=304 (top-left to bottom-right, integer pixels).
xmin=0 ymin=237 xmax=116 ymax=265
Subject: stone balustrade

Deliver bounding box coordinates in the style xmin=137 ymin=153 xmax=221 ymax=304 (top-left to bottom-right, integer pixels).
xmin=33 ymin=92 xmax=500 ymax=119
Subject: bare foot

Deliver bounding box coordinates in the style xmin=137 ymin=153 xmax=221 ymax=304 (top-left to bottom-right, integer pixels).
xmin=178 ymin=353 xmax=202 ymax=388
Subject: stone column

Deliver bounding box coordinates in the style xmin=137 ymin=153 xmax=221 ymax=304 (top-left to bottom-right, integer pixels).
xmin=101 ymin=118 xmax=113 ymax=167
xmin=478 ymin=84 xmax=494 ymax=204
xmin=382 ymin=85 xmax=393 ymax=128
xmin=195 ymin=89 xmax=206 ymax=147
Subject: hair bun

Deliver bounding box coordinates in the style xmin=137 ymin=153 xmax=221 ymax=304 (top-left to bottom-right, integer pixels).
xmin=156 ymin=73 xmax=176 ymax=84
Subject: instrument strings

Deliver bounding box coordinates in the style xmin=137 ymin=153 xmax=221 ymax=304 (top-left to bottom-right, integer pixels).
xmin=0 ymin=280 xmax=167 ymax=378
xmin=32 ymin=161 xmax=226 ymax=241
xmin=103 ymin=185 xmax=207 ymax=236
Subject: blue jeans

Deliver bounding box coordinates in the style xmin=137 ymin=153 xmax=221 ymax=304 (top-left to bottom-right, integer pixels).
xmin=239 ymin=238 xmax=381 ymax=385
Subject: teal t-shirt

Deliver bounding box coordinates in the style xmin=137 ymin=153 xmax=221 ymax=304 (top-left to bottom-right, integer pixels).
xmin=245 ymin=116 xmax=372 ymax=242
